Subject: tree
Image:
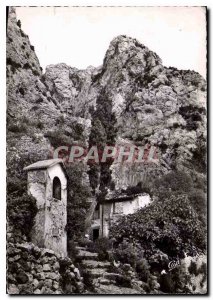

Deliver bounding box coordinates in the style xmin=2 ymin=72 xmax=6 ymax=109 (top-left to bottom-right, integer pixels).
xmin=17 ymin=20 xmax=21 ymax=28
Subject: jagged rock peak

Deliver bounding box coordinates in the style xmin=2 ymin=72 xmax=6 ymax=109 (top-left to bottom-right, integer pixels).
xmin=103 ymin=34 xmax=162 ymax=67
xmin=7 ymin=7 xmax=42 ymax=77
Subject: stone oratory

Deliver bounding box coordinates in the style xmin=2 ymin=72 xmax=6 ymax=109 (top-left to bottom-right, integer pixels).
xmin=24 ymin=159 xmax=68 ymax=257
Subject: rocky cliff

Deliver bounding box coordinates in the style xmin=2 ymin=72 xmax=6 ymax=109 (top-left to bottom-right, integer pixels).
xmin=7 ymin=8 xmax=206 ymax=193
xmin=6 ymin=7 xmax=207 ymax=295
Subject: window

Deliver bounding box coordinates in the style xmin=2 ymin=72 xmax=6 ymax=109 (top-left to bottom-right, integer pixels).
xmin=93 ymin=204 xmax=100 ymax=220
xmin=53 ymin=177 xmax=61 ymax=200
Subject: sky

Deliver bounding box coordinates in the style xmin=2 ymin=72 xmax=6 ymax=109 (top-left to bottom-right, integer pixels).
xmin=16 ymin=6 xmax=206 ymax=77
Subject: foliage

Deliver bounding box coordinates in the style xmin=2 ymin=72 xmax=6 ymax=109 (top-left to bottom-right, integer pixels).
xmin=45 ymin=120 xmax=85 ymax=149
xmin=87 ymin=164 xmax=100 ymax=192
xmin=188 ymin=189 xmax=206 ymax=221
xmin=124 ymin=181 xmax=152 ymax=196
xmin=192 ymin=135 xmax=207 ymax=173
xmin=152 ymin=170 xmax=207 ymax=226
xmin=110 ymin=194 xmax=206 ymax=261
xmin=7 ymin=176 xmax=27 ymax=196
xmin=7 ymin=122 xmax=28 ymax=134
xmin=17 ymin=20 xmax=21 ymax=28
xmin=45 ymin=129 xmax=71 ymax=149
xmin=136 ymin=258 xmax=151 ymax=282
xmin=7 ymin=192 xmax=38 ymax=238
xmin=66 ymin=163 xmax=91 ymax=242
xmin=112 ymin=239 xmax=142 ymax=268
xmin=88 ymin=88 xmax=117 ymax=197
xmin=153 ymin=170 xmax=193 ymax=196
xmin=67 ymin=240 xmax=79 ymax=261
xmin=87 ymin=237 xmax=112 ymax=261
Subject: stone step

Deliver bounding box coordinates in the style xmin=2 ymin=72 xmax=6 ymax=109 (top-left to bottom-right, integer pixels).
xmin=86 ymin=268 xmax=108 ymax=278
xmin=76 ymin=246 xmax=87 ymax=251
xmin=77 ymin=250 xmax=98 ymax=260
xmin=95 ymin=284 xmax=141 ymax=294
xmin=82 ymin=260 xmax=111 ymax=269
xmin=103 ymin=272 xmax=124 ymax=281
xmin=97 ymin=278 xmax=115 ymax=286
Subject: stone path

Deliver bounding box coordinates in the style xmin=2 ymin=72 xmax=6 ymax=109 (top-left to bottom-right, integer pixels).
xmin=76 ymin=246 xmax=141 ymax=294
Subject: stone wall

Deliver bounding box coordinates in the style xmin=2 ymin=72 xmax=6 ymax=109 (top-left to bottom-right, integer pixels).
xmin=7 ymin=242 xmax=62 ymax=294
xmin=7 ymin=242 xmax=83 ymax=294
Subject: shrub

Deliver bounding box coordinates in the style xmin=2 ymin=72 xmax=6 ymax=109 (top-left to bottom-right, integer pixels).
xmin=17 ymin=20 xmax=21 ymax=28
xmin=110 ymin=194 xmax=206 ymax=261
xmin=7 ymin=193 xmax=38 ymax=238
xmin=8 ymin=122 xmax=28 ymax=134
xmin=23 ymin=62 xmax=30 ymax=69
xmin=19 ymin=87 xmax=25 ymax=95
xmin=112 ymin=240 xmax=139 ymax=267
xmin=35 ymin=120 xmax=44 ymax=130
xmin=179 ymin=105 xmax=203 ymax=131
xmin=87 ymin=237 xmax=112 ymax=261
xmin=7 ymin=176 xmax=26 ymax=196
xmin=32 ymin=69 xmax=40 ymax=76
xmin=189 ymin=189 xmax=206 ymax=220
xmin=7 ymin=57 xmax=21 ymax=72
xmin=124 ymin=181 xmax=151 ymax=196
xmin=153 ymin=171 xmax=193 ymax=196
xmin=188 ymin=261 xmax=198 ymax=276
xmin=45 ymin=130 xmax=71 ymax=148
xmin=136 ymin=258 xmax=151 ymax=282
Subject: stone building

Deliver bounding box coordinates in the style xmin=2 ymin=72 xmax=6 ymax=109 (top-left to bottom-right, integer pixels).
xmin=24 ymin=159 xmax=68 ymax=257
xmin=91 ymin=193 xmax=151 ymax=240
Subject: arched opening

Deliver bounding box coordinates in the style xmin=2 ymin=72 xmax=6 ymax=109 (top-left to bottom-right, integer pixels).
xmin=53 ymin=177 xmax=61 ymax=200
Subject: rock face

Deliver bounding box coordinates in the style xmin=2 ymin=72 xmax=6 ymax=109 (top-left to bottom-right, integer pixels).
xmin=6 ymin=7 xmax=207 ymax=295
xmin=7 ymin=8 xmax=206 ymax=187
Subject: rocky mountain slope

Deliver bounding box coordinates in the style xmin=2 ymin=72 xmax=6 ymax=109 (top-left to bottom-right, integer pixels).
xmin=6 ymin=7 xmax=207 ymax=295
xmin=7 ymin=7 xmax=206 ymax=197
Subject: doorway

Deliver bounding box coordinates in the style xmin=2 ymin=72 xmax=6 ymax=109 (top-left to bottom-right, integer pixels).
xmin=93 ymin=228 xmax=99 ymax=241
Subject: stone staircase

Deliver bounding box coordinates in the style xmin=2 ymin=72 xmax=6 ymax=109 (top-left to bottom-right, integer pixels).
xmin=76 ymin=246 xmax=141 ymax=294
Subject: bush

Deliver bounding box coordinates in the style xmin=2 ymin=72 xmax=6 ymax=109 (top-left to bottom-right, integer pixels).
xmin=19 ymin=87 xmax=25 ymax=95
xmin=45 ymin=130 xmax=71 ymax=148
xmin=67 ymin=240 xmax=79 ymax=261
xmin=8 ymin=122 xmax=28 ymax=134
xmin=17 ymin=20 xmax=21 ymax=28
xmin=7 ymin=176 xmax=26 ymax=196
xmin=189 ymin=189 xmax=206 ymax=220
xmin=112 ymin=240 xmax=139 ymax=268
xmin=7 ymin=193 xmax=38 ymax=238
xmin=124 ymin=181 xmax=151 ymax=196
xmin=110 ymin=194 xmax=206 ymax=261
xmin=35 ymin=120 xmax=44 ymax=130
xmin=136 ymin=258 xmax=151 ymax=282
xmin=87 ymin=237 xmax=112 ymax=261
xmin=153 ymin=171 xmax=193 ymax=196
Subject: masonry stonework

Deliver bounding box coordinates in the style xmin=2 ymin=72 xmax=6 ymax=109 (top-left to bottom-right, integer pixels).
xmin=25 ymin=160 xmax=67 ymax=257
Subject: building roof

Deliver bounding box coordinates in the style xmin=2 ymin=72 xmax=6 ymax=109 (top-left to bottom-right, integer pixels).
xmin=99 ymin=193 xmax=148 ymax=204
xmin=23 ymin=159 xmax=68 ymax=178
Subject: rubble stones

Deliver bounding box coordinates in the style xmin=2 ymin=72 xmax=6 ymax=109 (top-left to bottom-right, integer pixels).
xmin=7 ymin=242 xmax=83 ymax=294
